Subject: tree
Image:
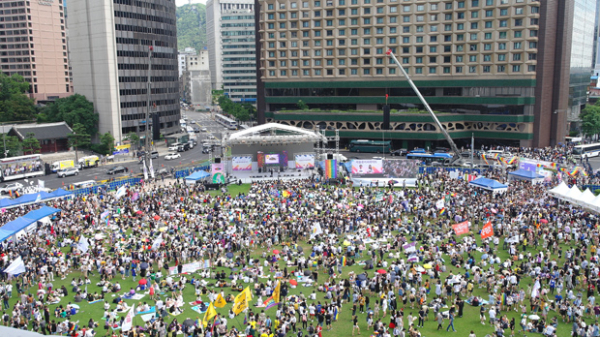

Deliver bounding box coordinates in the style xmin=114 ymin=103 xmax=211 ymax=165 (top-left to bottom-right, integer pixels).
xmin=127 ymin=132 xmax=140 ymax=148
xmin=580 ymin=104 xmax=600 ymax=138
xmin=100 ymin=132 xmax=115 ymax=155
xmin=38 ymin=94 xmax=99 ymax=136
xmin=0 ymin=74 xmax=37 ymax=122
xmin=68 ymin=123 xmax=91 ymax=162
xmin=2 ymin=135 xmax=21 ymax=157
xmin=22 ymin=132 xmax=41 ymax=154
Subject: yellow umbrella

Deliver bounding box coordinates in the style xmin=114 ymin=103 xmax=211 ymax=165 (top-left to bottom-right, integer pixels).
xmin=423 ymin=264 xmax=432 ymax=269
xmin=343 ymin=240 xmax=351 ymax=246
xmin=159 ymin=226 xmax=168 ymax=232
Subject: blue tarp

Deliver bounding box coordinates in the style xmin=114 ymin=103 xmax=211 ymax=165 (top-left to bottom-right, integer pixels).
xmin=342 ymin=162 xmax=352 ymax=173
xmin=0 ymin=189 xmax=74 ymax=210
xmin=185 ymin=170 xmax=210 ymax=181
xmin=508 ymin=169 xmax=544 ymax=179
xmin=469 ymin=177 xmax=508 ymax=190
xmin=0 ymin=206 xmax=61 ymax=243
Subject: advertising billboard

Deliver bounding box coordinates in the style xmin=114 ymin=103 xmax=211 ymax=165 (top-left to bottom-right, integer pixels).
xmin=295 ymin=154 xmax=315 ymax=169
xmin=232 ymin=156 xmax=252 ymax=171
xmin=211 ymin=163 xmax=226 ymax=183
xmin=351 ymin=159 xmax=384 ymax=177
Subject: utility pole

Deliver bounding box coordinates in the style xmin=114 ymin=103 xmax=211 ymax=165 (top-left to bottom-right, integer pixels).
xmin=145 ymin=45 xmax=153 ymax=173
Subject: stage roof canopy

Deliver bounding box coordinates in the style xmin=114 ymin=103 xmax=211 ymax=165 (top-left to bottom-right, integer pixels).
xmin=224 ymin=123 xmax=327 ymax=146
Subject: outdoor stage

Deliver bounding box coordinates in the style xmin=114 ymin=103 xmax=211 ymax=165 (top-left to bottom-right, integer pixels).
xmin=350 ymin=177 xmax=417 ymax=187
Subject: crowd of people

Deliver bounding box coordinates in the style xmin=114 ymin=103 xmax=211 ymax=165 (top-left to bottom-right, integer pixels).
xmin=0 ymin=144 xmax=597 ymax=337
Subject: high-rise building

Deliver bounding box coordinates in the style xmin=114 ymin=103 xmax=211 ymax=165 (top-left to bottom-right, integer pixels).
xmin=182 ymin=48 xmax=212 ymax=108
xmin=207 ymin=0 xmax=257 ymax=103
xmin=256 ymin=0 xmax=588 ymax=148
xmin=567 ymin=0 xmax=596 ymax=128
xmin=0 ymin=0 xmax=71 ymax=102
xmin=68 ymin=0 xmax=180 ymax=142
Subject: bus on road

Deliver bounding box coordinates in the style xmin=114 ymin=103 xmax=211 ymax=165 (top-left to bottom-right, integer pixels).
xmin=215 ymin=114 xmax=238 ymax=130
xmin=406 ymin=153 xmax=452 ymax=165
xmin=348 ymin=140 xmax=391 ymax=153
xmin=573 ymin=143 xmax=600 ymax=159
xmin=0 ymin=154 xmax=45 ymax=182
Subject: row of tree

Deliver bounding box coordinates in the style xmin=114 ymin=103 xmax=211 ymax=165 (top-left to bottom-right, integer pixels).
xmin=0 ymin=73 xmax=115 ymax=157
xmin=217 ymin=95 xmax=255 ymax=121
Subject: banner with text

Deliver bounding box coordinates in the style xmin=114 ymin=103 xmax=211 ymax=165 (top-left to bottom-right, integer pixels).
xmin=351 ymin=159 xmax=384 ymax=177
xmin=211 ymin=163 xmax=226 ymax=184
xmin=295 ymin=154 xmax=315 ymax=169
xmin=232 ymin=156 xmax=253 ymax=171
xmin=452 ymin=221 xmax=470 ymax=235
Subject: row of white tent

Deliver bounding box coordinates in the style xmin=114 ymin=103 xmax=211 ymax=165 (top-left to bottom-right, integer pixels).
xmin=548 ymin=182 xmax=600 ymax=211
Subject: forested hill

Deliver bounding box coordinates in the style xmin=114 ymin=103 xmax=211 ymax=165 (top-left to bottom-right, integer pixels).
xmin=176 ymin=3 xmax=207 ymax=52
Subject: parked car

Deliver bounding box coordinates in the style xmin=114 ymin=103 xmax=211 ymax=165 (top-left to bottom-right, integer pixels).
xmin=57 ymin=167 xmax=79 ymax=178
xmin=107 ymin=166 xmax=127 ymax=175
xmin=165 ymin=152 xmax=181 ymax=160
xmin=201 ymin=127 xmax=207 ymax=132
xmin=193 ymin=127 xmax=200 ymax=133
xmin=0 ymin=182 xmax=23 ymax=194
xmin=168 ymin=143 xmax=181 ymax=151
xmin=390 ymin=149 xmax=408 ymax=156
xmin=191 ymin=120 xmax=196 ymax=124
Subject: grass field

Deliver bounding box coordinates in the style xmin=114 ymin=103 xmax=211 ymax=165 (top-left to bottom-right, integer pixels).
xmin=4 ymin=184 xmax=583 ymax=337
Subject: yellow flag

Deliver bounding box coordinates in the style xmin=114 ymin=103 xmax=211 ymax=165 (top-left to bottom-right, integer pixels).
xmin=272 ymin=281 xmax=281 ymax=303
xmin=201 ymin=303 xmax=217 ymax=327
xmin=232 ymin=289 xmax=248 ymax=315
xmin=235 ymin=286 xmax=252 ymax=303
xmin=214 ymin=293 xmax=227 ymax=308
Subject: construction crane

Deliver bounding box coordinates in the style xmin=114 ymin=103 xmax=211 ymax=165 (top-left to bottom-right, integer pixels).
xmin=386 ymin=49 xmax=462 ymax=164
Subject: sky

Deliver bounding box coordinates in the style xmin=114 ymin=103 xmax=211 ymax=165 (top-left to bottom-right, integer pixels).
xmin=175 ymin=0 xmax=206 ymax=6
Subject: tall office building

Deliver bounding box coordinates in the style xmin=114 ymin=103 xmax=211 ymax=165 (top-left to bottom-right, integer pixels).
xmin=207 ymin=0 xmax=257 ymax=103
xmin=0 ymin=0 xmax=71 ymax=102
xmin=181 ymin=48 xmax=212 ymax=108
xmin=567 ymin=0 xmax=596 ymax=127
xmin=68 ymin=0 xmax=180 ymax=143
xmin=256 ymin=0 xmax=585 ymax=147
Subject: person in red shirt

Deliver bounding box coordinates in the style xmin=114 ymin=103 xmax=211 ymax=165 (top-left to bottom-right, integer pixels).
xmin=317 ymin=325 xmax=323 ymax=337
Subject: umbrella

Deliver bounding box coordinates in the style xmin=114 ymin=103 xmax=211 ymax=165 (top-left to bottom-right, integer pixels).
xmin=273 ymin=249 xmax=280 ymax=255
xmin=226 ymin=252 xmax=234 ymax=259
xmin=377 ymin=269 xmax=387 ymax=274
xmin=153 ymin=215 xmax=160 ymax=221
xmin=357 ymin=274 xmax=367 ymax=281
xmin=289 ymin=279 xmax=298 ymax=286
xmin=140 ymin=262 xmax=148 ymax=270
xmin=94 ymin=234 xmax=105 ymax=240
xmin=253 ymin=259 xmax=259 ymax=264
xmin=540 ymin=219 xmax=548 ymax=224
xmin=343 ymin=240 xmax=351 ymax=246
xmin=136 ymin=210 xmax=143 ymax=215
xmin=297 ymin=246 xmax=304 ymax=253
xmin=159 ymin=227 xmax=168 ymax=232
xmin=528 ymin=315 xmax=540 ymax=320
xmin=423 ymin=264 xmax=432 ymax=269
xmin=138 ymin=279 xmax=147 ymax=285
xmin=303 ymin=270 xmax=311 ymax=276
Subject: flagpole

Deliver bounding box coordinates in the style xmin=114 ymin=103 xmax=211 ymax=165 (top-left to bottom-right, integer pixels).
xmin=233 ymin=314 xmax=245 ymax=331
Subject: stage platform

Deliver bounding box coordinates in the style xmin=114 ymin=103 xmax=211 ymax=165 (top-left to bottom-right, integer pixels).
xmin=350 ymin=177 xmax=417 ymax=187
xmin=228 ymin=169 xmax=316 ymax=183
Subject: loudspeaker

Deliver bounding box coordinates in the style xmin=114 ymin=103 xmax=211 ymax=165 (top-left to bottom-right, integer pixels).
xmin=258 ymin=168 xmax=262 ymax=173
xmin=214 ymin=157 xmax=221 ymax=164
xmin=382 ymin=105 xmax=390 ymax=130
xmin=327 ymin=153 xmax=334 ymax=160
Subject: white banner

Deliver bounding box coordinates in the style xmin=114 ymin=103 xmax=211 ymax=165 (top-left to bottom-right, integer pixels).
xmin=122 ymin=305 xmax=135 ymax=332
xmin=265 ymin=154 xmax=280 ymax=165
xmin=232 ymin=156 xmax=253 ymax=171
xmin=295 ymin=154 xmax=315 ymax=169
xmin=351 ymin=159 xmax=383 ymax=177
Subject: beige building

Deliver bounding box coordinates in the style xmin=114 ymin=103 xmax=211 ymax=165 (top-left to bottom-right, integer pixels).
xmin=0 ymin=0 xmax=71 ymax=102
xmin=256 ymin=0 xmax=580 ymax=147
xmin=182 ymin=49 xmax=212 ymax=108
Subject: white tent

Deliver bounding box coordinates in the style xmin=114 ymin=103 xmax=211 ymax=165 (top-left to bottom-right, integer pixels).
xmin=562 ymin=185 xmax=582 ymax=202
xmin=548 ymin=181 xmax=570 ymax=199
xmin=579 ymin=189 xmax=597 ymax=209
xmin=591 ymin=193 xmax=600 ymax=211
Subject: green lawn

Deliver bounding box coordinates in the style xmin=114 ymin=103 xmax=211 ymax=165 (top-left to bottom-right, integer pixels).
xmin=6 ymin=184 xmax=584 ymax=337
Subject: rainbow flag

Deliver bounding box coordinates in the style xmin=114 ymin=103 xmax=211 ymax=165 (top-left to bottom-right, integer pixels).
xmin=570 ymin=168 xmax=579 ymax=176
xmin=439 ymin=208 xmax=446 ymax=216
xmin=481 ymin=153 xmax=488 ymax=164
xmin=551 ymin=162 xmax=557 ymax=169
xmin=501 ymin=293 xmax=507 ymax=306
xmin=282 ymin=190 xmax=291 ymax=198
xmin=325 ymin=159 xmax=337 ymax=179
xmin=262 ymin=296 xmax=278 ymax=310
xmin=507 ymin=157 xmax=516 ymax=165
xmin=339 ymin=256 xmax=347 ymax=266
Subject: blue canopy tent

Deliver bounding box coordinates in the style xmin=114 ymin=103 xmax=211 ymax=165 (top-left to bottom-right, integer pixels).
xmin=508 ymin=169 xmax=545 ymax=184
xmin=185 ymin=170 xmax=210 ymax=184
xmin=0 ymin=206 xmax=61 ymax=243
xmin=468 ymin=177 xmax=508 ymax=194
xmin=0 ymin=189 xmax=74 ymax=210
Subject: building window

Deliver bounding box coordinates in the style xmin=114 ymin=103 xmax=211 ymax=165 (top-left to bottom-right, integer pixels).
xmin=512 ymin=65 xmax=520 ymax=72
xmin=497 ymin=65 xmax=505 ymax=72
xmin=456 ymin=66 xmax=462 ymax=73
